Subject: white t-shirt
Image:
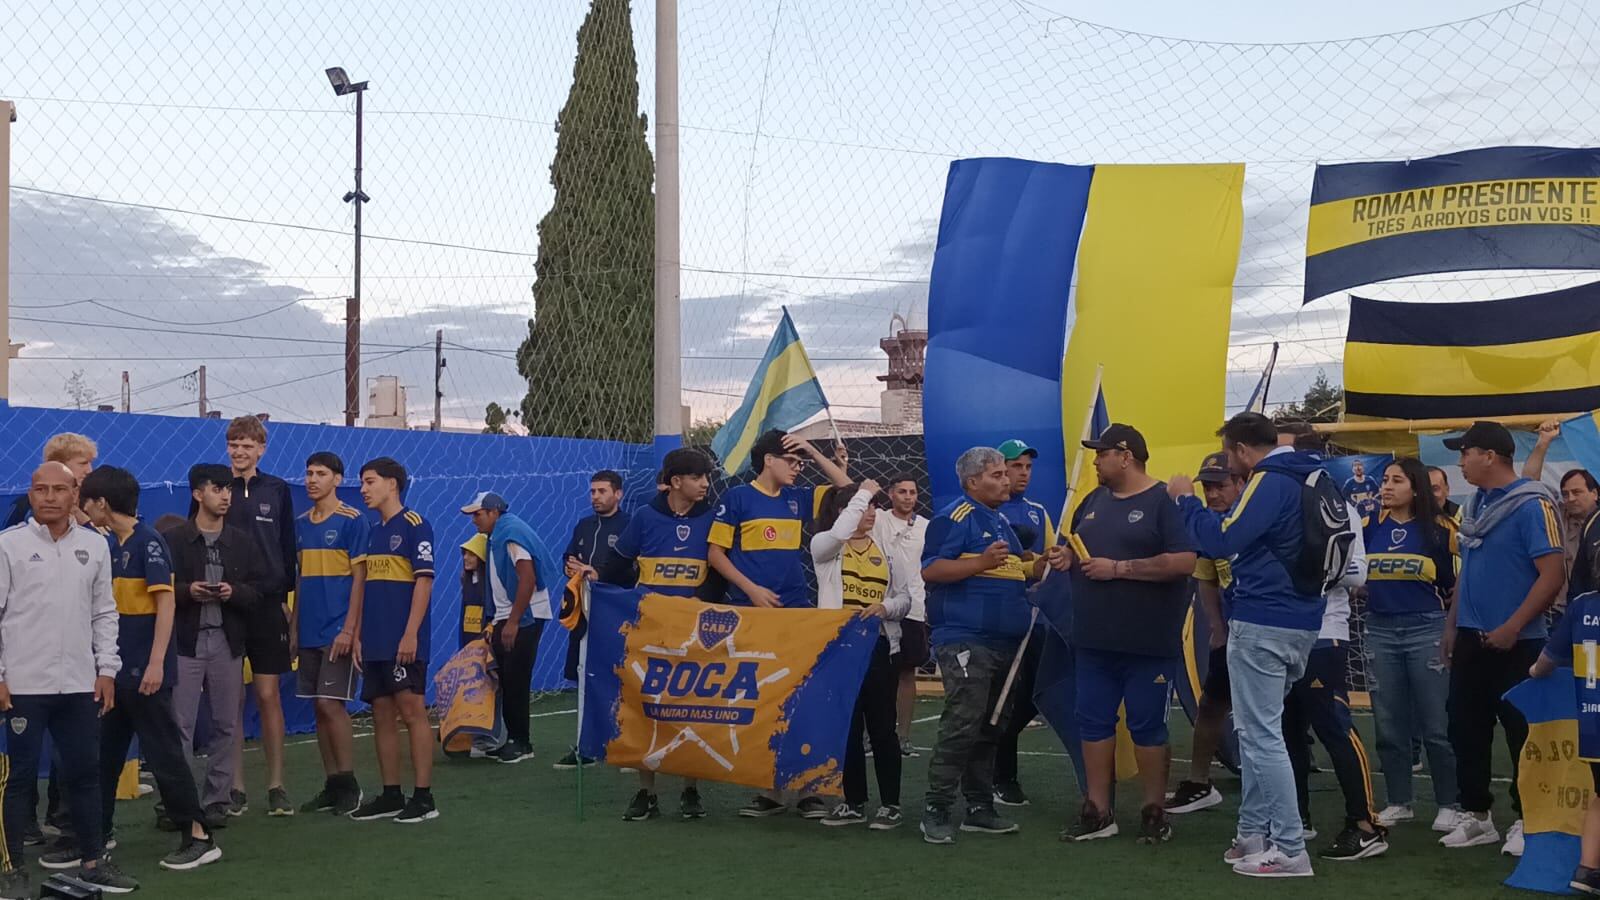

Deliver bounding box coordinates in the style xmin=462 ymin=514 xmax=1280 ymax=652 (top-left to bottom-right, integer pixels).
xmin=872 ymin=511 xmax=929 ymax=622
xmin=1319 ymin=503 xmax=1367 ymax=642
xmin=488 ymin=541 xmax=551 ymax=623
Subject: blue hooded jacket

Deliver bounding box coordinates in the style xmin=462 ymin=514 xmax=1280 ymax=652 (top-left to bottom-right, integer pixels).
xmin=489 ymin=512 xmax=562 ymax=627
xmin=1177 ymin=449 xmax=1325 ymax=631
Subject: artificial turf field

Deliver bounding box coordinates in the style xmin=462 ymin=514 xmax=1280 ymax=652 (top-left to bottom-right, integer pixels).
xmin=94 ymin=695 xmax=1529 ymax=899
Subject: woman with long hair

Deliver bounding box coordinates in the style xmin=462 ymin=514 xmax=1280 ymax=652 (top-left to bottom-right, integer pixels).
xmin=1365 ymin=457 xmax=1461 ymax=833
xmin=811 ymin=479 xmax=911 ymax=831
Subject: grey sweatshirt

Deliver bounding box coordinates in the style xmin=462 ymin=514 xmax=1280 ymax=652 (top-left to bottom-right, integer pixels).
xmin=0 ymin=520 xmax=120 ymax=693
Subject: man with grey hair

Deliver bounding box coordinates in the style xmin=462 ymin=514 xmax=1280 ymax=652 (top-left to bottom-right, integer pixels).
xmin=919 ymin=447 xmax=1066 ymax=845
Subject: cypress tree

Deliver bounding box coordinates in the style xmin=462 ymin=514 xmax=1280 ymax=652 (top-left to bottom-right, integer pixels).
xmin=515 ymin=0 xmax=655 ymax=442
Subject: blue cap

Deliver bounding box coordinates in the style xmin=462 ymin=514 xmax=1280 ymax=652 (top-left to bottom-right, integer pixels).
xmin=460 ymin=491 xmax=508 ymax=514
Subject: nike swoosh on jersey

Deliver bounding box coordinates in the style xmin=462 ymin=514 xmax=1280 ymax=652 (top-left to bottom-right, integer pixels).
xmin=673 ymin=545 xmax=689 ymax=551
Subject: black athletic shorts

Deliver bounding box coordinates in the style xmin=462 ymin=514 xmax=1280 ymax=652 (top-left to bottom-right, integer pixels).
xmin=1203 ymin=644 xmax=1231 ymax=705
xmin=361 ymin=660 xmax=427 ymax=702
xmin=893 ymin=619 xmax=930 ymax=671
xmin=246 ymin=597 xmax=293 ymax=676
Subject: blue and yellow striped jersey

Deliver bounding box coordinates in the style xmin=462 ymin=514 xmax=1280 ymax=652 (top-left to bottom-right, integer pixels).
xmin=109 ymin=521 xmax=175 ymax=687
xmin=1544 ymin=591 xmax=1600 ymax=761
xmin=295 ymin=503 xmax=370 ymax=649
xmin=362 ymin=507 xmax=435 ymax=662
xmin=709 ymin=482 xmax=826 ymax=607
xmin=1362 ymin=511 xmax=1457 ymax=617
xmin=614 ymin=493 xmax=715 ymax=598
xmin=922 ymin=494 xmax=1032 ymax=648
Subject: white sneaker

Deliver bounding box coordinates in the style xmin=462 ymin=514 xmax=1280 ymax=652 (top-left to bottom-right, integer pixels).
xmin=1431 ymin=807 xmax=1462 ymax=833
xmin=1503 ymin=819 xmax=1525 ymax=857
xmin=1223 ymin=834 xmax=1270 ymax=867
xmin=1439 ymin=814 xmax=1500 ymax=849
xmin=1376 ymin=804 xmax=1414 ymax=827
xmin=1235 ymin=849 xmax=1315 ymax=878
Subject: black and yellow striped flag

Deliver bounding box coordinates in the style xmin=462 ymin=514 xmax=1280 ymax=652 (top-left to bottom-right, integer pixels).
xmin=1344 ymin=284 xmax=1600 ymax=419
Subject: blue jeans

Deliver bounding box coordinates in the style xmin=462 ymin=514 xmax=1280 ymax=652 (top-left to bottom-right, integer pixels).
xmin=1367 ymin=612 xmax=1458 ymax=809
xmin=1229 ymin=620 xmax=1316 ymax=857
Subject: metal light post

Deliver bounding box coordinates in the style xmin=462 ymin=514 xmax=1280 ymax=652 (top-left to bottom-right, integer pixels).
xmin=326 ymin=67 xmax=370 ymax=426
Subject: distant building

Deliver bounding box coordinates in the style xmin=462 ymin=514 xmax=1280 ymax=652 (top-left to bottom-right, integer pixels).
xmin=791 ymin=316 xmax=925 ymax=441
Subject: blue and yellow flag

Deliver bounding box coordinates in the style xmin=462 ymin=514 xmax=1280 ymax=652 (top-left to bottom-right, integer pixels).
xmin=1504 ymin=672 xmax=1587 ymax=894
xmin=710 ymin=309 xmax=829 ymax=475
xmin=1305 ymin=146 xmax=1600 ymax=303
xmin=432 ymin=640 xmax=504 ymax=758
xmin=578 ymin=584 xmax=877 ymax=792
xmin=1346 ymin=287 xmax=1600 ymax=420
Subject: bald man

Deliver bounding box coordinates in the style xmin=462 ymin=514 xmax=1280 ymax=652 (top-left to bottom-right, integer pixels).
xmin=0 ymin=464 xmax=133 ymax=895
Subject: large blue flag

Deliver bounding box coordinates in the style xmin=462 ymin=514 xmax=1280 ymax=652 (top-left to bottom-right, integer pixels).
xmin=1505 ymin=672 xmax=1586 ymax=894
xmin=710 ymin=308 xmax=830 ymax=475
xmin=579 ymin=584 xmax=877 ymax=793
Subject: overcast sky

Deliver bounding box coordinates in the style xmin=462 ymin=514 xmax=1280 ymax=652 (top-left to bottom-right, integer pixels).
xmin=5 ymin=0 xmax=1592 ymax=428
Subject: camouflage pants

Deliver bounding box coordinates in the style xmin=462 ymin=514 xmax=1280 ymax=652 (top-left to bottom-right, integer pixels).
xmin=924 ymin=641 xmax=1019 ymax=813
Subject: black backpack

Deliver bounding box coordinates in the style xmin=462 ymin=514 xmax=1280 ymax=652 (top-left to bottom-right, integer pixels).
xmin=1282 ymin=467 xmax=1357 ymax=597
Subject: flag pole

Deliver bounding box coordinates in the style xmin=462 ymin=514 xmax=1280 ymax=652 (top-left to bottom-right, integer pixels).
xmin=991 ymin=363 xmax=1104 ymax=726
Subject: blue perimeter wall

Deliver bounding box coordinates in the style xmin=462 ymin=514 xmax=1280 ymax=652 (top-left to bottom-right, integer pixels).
xmin=0 ymin=404 xmax=656 ymax=737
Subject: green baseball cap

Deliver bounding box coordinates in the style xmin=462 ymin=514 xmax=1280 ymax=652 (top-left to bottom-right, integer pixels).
xmin=997 ymin=439 xmax=1038 ymax=461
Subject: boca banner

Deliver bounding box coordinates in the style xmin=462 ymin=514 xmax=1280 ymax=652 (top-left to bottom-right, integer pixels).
xmin=578 ymin=584 xmax=878 ymax=793
xmin=1304 ymin=146 xmax=1600 ymax=302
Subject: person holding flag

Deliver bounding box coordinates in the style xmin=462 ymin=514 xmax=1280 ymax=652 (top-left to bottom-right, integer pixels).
xmin=991 ymin=439 xmax=1053 ymax=809
xmin=709 ymin=429 xmax=850 ymax=818
xmin=1064 ymin=424 xmax=1197 ymax=844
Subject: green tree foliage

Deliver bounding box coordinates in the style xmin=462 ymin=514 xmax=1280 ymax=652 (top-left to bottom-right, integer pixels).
xmin=517 ymin=0 xmax=655 ymax=442
xmin=483 ymin=402 xmax=510 ymax=435
xmin=1273 ymin=370 xmax=1344 ymax=424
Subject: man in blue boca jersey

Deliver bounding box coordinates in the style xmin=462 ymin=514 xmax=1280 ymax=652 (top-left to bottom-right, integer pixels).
xmin=1343 ymin=459 xmax=1382 ymax=523
xmin=556 ymin=470 xmax=634 ymax=772
xmin=462 ymin=492 xmax=562 ymax=767
xmin=601 ymin=448 xmax=718 ymax=822
xmin=1168 ymin=411 xmax=1328 ymax=879
xmin=992 ymin=439 xmax=1054 ymax=810
xmin=919 ymin=447 xmax=1067 ymax=846
xmin=709 ymin=429 xmax=850 ymax=819
xmin=1439 ymin=421 xmax=1564 ymax=856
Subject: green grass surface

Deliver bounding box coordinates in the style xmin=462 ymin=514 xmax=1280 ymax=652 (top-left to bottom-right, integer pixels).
xmin=90 ymin=696 xmax=1529 ymax=899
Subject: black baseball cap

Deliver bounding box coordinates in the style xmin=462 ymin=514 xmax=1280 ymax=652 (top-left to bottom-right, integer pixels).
xmin=1196 ymin=452 xmax=1231 ymax=483
xmin=1442 ymin=421 xmax=1516 ymax=459
xmin=1082 ymin=423 xmax=1149 ymax=463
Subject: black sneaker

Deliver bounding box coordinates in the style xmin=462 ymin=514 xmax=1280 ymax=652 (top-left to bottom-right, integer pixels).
xmin=39 ymin=837 xmax=81 ymax=870
xmin=394 ymin=793 xmax=438 ymax=824
xmin=869 ymin=805 xmax=904 ymax=831
xmin=333 ymin=781 xmax=364 ymax=817
xmin=494 ymin=741 xmax=536 ymax=765
xmin=78 ymin=858 xmax=139 ymax=894
xmin=899 ymin=739 xmax=920 ymax=759
xmin=738 ymin=795 xmax=787 ymax=818
xmin=267 ymin=787 xmax=294 ymax=817
xmin=350 ymin=791 xmax=407 ymax=821
xmin=1165 ymin=780 xmax=1223 ymax=814
xmin=796 ymin=796 xmax=830 ymax=819
xmin=1321 ymin=824 xmax=1389 ymax=861
xmin=680 ymin=788 xmax=706 ymax=820
xmin=1572 ymin=865 xmax=1600 ymax=895
xmin=202 ymin=803 xmax=230 ymax=831
xmin=993 ymin=781 xmax=1030 ymax=807
xmin=623 ymin=790 xmax=660 ymax=821
xmin=301 ymin=785 xmax=336 ymax=814
xmin=920 ymin=807 xmax=956 ymax=845
xmin=961 ymin=805 xmax=1020 ymax=834
xmin=160 ymin=835 xmax=222 ymax=871
xmin=0 ymin=868 xmax=27 ymax=900
xmin=21 ymin=823 xmax=44 ymax=847
xmin=1137 ymin=804 xmax=1172 ymax=844
xmin=1067 ymin=801 xmax=1119 ymax=842
xmin=228 ymin=789 xmax=248 ymax=817
xmin=553 ymin=751 xmax=595 ymax=770
xmin=821 ymin=802 xmax=867 ymax=826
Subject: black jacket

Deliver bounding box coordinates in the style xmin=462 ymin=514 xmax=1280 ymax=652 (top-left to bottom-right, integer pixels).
xmin=566 ymin=511 xmax=635 ymax=588
xmin=224 ymin=471 xmax=298 ymax=600
xmin=169 ymin=520 xmax=278 ymax=659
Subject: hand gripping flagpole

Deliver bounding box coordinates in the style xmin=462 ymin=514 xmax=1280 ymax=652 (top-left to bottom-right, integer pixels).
xmin=990 ymin=365 xmax=1103 ymax=727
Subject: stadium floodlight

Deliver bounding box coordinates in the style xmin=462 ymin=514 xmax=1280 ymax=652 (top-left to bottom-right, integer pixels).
xmin=325 ymin=67 xmax=368 ymax=96
xmin=326 ymin=66 xmax=370 ymax=425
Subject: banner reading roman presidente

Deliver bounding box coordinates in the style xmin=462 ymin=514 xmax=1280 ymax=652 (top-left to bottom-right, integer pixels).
xmin=578 ymin=584 xmax=878 ymax=793
xmin=1304 ymin=146 xmax=1600 ymax=303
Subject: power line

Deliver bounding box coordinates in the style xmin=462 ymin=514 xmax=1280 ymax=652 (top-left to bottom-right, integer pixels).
xmin=144 ymin=345 xmax=420 ymax=414
xmin=10 ymin=316 xmax=424 ymax=349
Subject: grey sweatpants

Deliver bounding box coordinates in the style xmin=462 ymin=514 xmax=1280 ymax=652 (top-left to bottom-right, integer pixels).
xmin=173 ymin=628 xmax=244 ymax=810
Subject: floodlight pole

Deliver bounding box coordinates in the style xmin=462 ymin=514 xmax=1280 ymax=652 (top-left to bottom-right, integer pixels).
xmin=327 ymin=67 xmax=370 ymax=427
xmin=1 ymin=101 xmax=14 ymax=404
xmin=653 ymin=0 xmax=681 ymax=450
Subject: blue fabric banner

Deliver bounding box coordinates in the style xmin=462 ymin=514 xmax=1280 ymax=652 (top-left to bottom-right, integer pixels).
xmin=923 ymin=158 xmax=1093 ymax=512
xmin=1305 ymin=146 xmax=1600 ymax=302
